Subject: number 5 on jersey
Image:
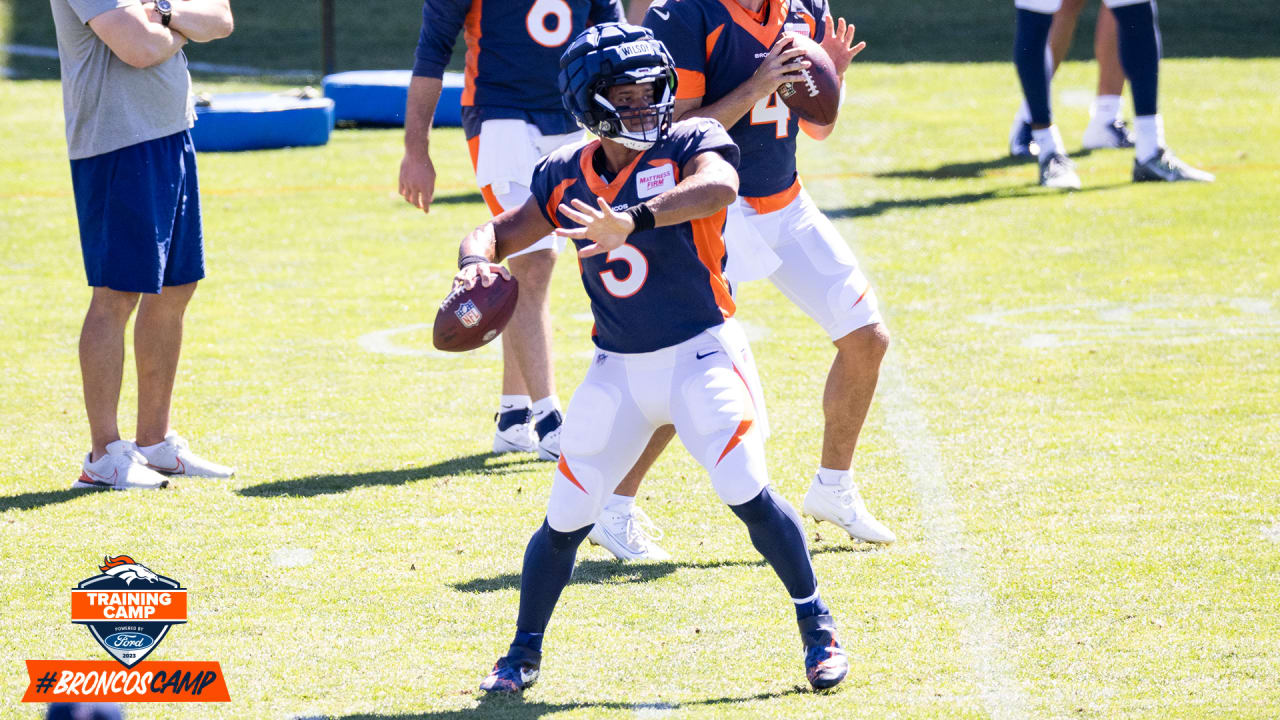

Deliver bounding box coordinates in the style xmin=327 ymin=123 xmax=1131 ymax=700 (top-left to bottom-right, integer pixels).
xmin=750 ymin=92 xmax=791 ymax=139
xmin=599 ymin=244 xmax=649 ymax=298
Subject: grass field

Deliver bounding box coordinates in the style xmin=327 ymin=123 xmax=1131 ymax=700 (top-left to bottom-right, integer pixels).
xmin=2 ymin=13 xmax=1279 ymax=720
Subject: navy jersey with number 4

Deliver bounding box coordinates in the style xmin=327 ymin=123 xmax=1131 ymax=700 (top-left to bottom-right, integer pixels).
xmin=529 ymin=119 xmax=741 ymax=354
xmin=643 ymin=0 xmax=830 ymax=200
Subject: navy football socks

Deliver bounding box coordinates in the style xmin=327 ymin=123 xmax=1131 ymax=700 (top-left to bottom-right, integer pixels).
xmin=729 ymin=486 xmax=825 ymax=620
xmin=512 ymin=519 xmax=591 ymax=646
xmin=1111 ymin=0 xmax=1161 ymax=117
xmin=1014 ymin=9 xmax=1055 ymax=126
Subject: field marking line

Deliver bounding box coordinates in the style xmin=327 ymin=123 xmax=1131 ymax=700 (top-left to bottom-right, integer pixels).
xmin=880 ymin=356 xmax=1033 ymax=720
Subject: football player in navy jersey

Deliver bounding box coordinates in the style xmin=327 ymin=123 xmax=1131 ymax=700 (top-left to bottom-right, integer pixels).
xmin=454 ymin=24 xmax=850 ymax=693
xmin=1013 ymin=0 xmax=1214 ymax=188
xmin=635 ymin=0 xmax=898 ymax=545
xmin=401 ymin=0 xmax=623 ymax=462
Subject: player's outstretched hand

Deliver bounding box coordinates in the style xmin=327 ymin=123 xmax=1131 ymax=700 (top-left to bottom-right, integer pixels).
xmin=556 ymin=197 xmax=634 ymax=258
xmin=822 ymin=16 xmax=866 ymax=76
xmin=750 ymin=34 xmax=810 ymax=101
xmin=400 ymin=152 xmax=437 ymax=214
xmin=453 ymin=261 xmax=511 ymax=291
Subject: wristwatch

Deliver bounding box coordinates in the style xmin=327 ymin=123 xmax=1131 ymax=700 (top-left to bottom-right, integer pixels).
xmin=156 ymin=0 xmax=173 ymax=27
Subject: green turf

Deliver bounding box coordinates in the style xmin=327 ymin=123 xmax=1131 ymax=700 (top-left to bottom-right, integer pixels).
xmin=1 ymin=47 xmax=1279 ymax=720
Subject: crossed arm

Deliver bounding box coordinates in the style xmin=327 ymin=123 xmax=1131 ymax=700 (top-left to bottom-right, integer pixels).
xmin=88 ymin=0 xmax=232 ymax=69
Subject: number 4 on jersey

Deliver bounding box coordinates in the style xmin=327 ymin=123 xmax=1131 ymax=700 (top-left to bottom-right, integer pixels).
xmin=750 ymin=92 xmax=791 ymax=139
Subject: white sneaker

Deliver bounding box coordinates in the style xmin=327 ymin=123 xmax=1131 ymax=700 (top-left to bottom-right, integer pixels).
xmin=802 ymin=475 xmax=896 ymax=544
xmin=493 ymin=408 xmax=536 ymax=454
xmin=137 ymin=432 xmax=235 ymax=478
xmin=74 ymin=440 xmax=170 ymax=490
xmin=587 ymin=505 xmax=672 ymax=561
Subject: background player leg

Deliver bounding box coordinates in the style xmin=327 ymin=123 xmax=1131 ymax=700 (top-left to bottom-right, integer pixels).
xmin=80 ymin=288 xmax=140 ymax=460
xmin=1014 ymin=0 xmax=1081 ymax=188
xmin=132 ymin=283 xmax=233 ymax=478
xmin=1082 ymin=6 xmax=1136 ymax=149
xmin=76 ymin=288 xmax=168 ymax=490
xmin=501 ymin=248 xmax=563 ymax=459
xmin=587 ymin=424 xmax=675 ymax=560
xmin=803 ymin=323 xmax=896 ymax=543
xmin=1109 ymin=0 xmax=1213 ymax=181
xmin=134 ymin=282 xmax=195 ymax=448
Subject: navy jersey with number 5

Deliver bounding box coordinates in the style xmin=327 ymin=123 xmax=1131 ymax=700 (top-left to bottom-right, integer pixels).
xmin=529 ymin=119 xmax=741 ymax=354
xmin=643 ymin=0 xmax=829 ymax=202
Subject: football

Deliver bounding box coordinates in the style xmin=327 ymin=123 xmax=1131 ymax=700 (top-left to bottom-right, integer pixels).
xmin=778 ymin=33 xmax=841 ymax=126
xmin=432 ymin=272 xmax=519 ymax=352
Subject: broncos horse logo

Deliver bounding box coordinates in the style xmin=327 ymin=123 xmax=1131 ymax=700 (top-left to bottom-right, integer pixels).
xmin=99 ymin=555 xmax=160 ymax=585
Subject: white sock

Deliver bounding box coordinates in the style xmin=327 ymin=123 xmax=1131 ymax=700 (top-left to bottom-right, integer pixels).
xmin=531 ymin=396 xmax=561 ymax=420
xmin=1134 ymin=114 xmax=1164 ymax=163
xmin=1090 ymin=94 xmax=1122 ymax=125
xmin=499 ymin=394 xmax=531 ymax=412
xmin=815 ymin=467 xmax=852 ymax=487
xmin=1016 ymin=99 xmax=1031 ymax=125
xmin=1032 ymin=125 xmax=1065 ymax=161
xmin=604 ymin=493 xmax=636 ymax=514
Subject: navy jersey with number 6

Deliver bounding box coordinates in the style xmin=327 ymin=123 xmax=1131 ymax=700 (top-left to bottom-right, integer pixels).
xmin=529 ymin=119 xmax=741 ymax=354
xmin=643 ymin=0 xmax=829 ymax=201
xmin=413 ymin=0 xmax=623 ymax=122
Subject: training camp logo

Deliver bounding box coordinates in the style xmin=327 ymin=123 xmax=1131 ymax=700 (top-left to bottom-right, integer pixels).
xmin=72 ymin=555 xmax=187 ymax=667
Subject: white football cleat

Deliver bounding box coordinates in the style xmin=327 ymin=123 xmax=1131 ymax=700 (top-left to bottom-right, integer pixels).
xmin=493 ymin=407 xmax=536 ymax=454
xmin=534 ymin=410 xmax=563 ymax=462
xmin=137 ymin=432 xmax=235 ymax=478
xmin=802 ymin=474 xmax=896 ymax=544
xmin=74 ymin=440 xmax=170 ymax=490
xmin=588 ymin=505 xmax=672 ymax=561
xmin=1039 ymin=152 xmax=1082 ymax=190
xmin=1082 ymin=118 xmax=1135 ymax=150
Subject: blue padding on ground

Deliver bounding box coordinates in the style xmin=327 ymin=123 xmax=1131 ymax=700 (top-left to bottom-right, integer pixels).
xmin=190 ymin=93 xmax=334 ymax=152
xmin=322 ymin=70 xmax=464 ymax=127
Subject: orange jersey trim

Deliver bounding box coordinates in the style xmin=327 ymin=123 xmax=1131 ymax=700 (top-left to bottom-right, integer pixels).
xmin=578 ymin=140 xmax=646 ymax=204
xmin=742 ymin=177 xmax=801 ymax=214
xmin=675 ymin=68 xmax=706 ymax=100
xmin=689 ymin=207 xmax=736 ymax=318
xmin=544 ymin=177 xmax=578 ymax=229
xmin=461 ymin=0 xmax=482 ymax=106
xmin=705 ymin=24 xmax=725 ymax=61
xmin=717 ymin=0 xmax=786 ymax=48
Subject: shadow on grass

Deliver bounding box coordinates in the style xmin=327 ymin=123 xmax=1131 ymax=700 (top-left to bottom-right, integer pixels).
xmin=821 ymin=180 xmax=1128 ymax=220
xmin=0 ymin=488 xmax=98 ymax=513
xmin=338 ymin=686 xmax=811 ymax=720
xmin=451 ymin=544 xmax=876 ymax=594
xmin=237 ymin=452 xmax=543 ymax=498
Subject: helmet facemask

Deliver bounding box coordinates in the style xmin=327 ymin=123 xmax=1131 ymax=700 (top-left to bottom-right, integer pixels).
xmin=592 ymin=71 xmax=675 ymax=151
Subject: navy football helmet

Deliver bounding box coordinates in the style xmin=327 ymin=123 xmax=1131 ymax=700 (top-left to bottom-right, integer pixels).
xmin=558 ymin=23 xmax=678 ymax=150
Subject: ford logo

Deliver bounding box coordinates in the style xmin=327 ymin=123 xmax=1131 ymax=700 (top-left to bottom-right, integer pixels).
xmin=104 ymin=632 xmax=154 ymax=649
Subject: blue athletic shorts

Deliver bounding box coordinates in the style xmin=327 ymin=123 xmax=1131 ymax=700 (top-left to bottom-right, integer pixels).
xmin=71 ymin=130 xmax=205 ymax=293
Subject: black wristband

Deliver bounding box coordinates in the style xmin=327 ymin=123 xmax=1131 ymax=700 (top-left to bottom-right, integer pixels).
xmin=625 ymin=203 xmax=656 ymax=235
xmin=458 ymin=254 xmax=490 ymax=270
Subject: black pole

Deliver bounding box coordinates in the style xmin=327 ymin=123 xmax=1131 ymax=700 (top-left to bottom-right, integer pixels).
xmin=322 ymin=0 xmax=336 ymax=76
